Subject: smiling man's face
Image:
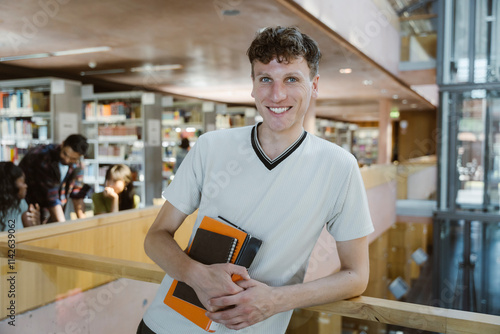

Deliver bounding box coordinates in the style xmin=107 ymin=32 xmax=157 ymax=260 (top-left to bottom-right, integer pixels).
xmin=251 ymin=56 xmax=319 ymax=138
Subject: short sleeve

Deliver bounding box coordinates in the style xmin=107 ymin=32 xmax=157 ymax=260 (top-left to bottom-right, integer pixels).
xmin=161 ymin=135 xmax=205 ymax=215
xmin=92 ymin=192 xmax=107 ymax=215
xmin=326 ymin=162 xmax=374 ymax=241
xmin=133 ymin=195 xmax=141 ymax=208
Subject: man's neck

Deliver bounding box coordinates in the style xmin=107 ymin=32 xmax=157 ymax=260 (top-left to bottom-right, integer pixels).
xmin=256 ymin=124 xmax=304 ymax=160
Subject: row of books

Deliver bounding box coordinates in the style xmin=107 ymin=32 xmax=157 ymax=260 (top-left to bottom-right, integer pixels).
xmin=98 ymin=125 xmax=140 ymax=140
xmin=0 ymin=146 xmax=29 ymax=164
xmin=0 ymin=90 xmax=50 ymax=112
xmin=1 ymin=119 xmax=48 ymax=140
xmin=162 ymin=128 xmax=198 ymax=141
xmin=215 ymin=114 xmax=245 ymax=129
xmin=96 ymin=144 xmax=143 ymax=161
xmin=83 ymin=102 xmax=141 ymax=120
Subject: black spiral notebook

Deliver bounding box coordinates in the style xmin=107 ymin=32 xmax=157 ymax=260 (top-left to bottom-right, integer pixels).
xmin=164 ymin=216 xmax=262 ymax=332
xmin=172 ymin=228 xmax=238 ymax=308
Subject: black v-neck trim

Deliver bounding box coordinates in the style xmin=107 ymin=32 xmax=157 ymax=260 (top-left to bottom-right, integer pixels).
xmin=251 ymin=123 xmax=307 ymax=171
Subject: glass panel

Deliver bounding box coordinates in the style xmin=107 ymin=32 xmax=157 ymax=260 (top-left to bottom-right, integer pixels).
xmin=455 ymin=92 xmax=485 ymax=208
xmin=482 ymin=221 xmax=500 ymax=313
xmin=475 ymin=0 xmax=500 ymax=83
xmin=450 ymin=0 xmax=472 ymax=83
xmin=487 ymin=91 xmax=500 ymax=208
xmin=435 ymin=217 xmax=500 ymax=315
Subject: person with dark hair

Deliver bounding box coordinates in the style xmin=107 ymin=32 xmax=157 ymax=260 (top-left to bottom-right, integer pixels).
xmin=92 ymin=164 xmax=140 ymax=215
xmin=0 ymin=161 xmax=42 ymax=231
xmin=173 ymin=137 xmax=191 ymax=174
xmin=19 ymin=134 xmax=89 ymax=223
xmin=139 ymin=26 xmax=373 ymax=333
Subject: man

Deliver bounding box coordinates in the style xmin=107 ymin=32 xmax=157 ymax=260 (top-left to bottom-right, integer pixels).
xmin=140 ymin=26 xmax=374 ymax=333
xmin=19 ymin=134 xmax=89 ymax=223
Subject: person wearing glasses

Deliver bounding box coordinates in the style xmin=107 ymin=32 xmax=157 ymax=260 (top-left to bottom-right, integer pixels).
xmin=19 ymin=134 xmax=89 ymax=223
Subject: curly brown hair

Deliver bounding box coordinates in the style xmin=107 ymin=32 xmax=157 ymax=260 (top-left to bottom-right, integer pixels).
xmin=247 ymin=26 xmax=321 ymax=80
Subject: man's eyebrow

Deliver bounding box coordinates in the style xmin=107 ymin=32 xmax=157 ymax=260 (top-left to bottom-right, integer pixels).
xmin=254 ymin=71 xmax=305 ymax=77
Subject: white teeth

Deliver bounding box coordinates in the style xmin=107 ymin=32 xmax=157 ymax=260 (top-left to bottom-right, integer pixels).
xmin=269 ymin=107 xmax=290 ymax=114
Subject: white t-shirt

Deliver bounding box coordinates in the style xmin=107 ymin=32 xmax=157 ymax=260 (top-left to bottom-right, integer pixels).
xmin=143 ymin=124 xmax=374 ymax=334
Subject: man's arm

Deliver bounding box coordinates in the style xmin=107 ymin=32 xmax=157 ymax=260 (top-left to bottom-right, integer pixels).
xmin=48 ymin=204 xmax=66 ymax=222
xmin=72 ymin=198 xmax=86 ymax=219
xmin=207 ymin=236 xmax=370 ymax=330
xmin=144 ymin=201 xmax=250 ymax=310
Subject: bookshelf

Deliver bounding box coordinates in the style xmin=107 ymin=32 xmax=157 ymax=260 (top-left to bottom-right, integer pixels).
xmin=162 ymin=99 xmax=204 ymax=186
xmin=0 ymin=78 xmax=82 ymax=163
xmin=215 ymin=105 xmax=257 ymax=130
xmin=82 ymin=91 xmax=163 ymax=207
xmin=352 ymin=127 xmax=379 ymax=166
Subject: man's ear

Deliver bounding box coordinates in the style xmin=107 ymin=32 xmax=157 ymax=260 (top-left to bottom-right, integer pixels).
xmin=311 ymin=74 xmax=319 ymax=99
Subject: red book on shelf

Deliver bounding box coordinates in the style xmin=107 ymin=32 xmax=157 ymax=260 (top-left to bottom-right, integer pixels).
xmin=164 ymin=216 xmax=262 ymax=332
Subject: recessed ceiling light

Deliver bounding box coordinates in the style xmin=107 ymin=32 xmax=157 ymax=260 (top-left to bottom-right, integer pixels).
xmin=339 ymin=68 xmax=352 ymax=74
xmin=411 ymin=104 xmax=418 ymax=108
xmin=362 ymin=80 xmax=373 ymax=85
xmin=393 ymin=94 xmax=399 ymax=99
xmin=402 ymin=99 xmax=408 ymax=104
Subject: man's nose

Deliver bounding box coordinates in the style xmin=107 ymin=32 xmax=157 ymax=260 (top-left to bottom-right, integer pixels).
xmin=270 ymin=82 xmax=286 ymax=102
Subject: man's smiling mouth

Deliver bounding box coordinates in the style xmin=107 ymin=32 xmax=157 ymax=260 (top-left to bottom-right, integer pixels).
xmin=268 ymin=107 xmax=292 ymax=114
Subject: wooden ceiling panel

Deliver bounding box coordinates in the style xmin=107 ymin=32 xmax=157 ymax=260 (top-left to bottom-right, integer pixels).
xmin=0 ymin=0 xmax=436 ymax=121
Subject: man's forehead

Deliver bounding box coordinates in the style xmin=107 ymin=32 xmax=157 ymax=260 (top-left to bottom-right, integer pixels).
xmin=253 ymin=57 xmax=309 ymax=74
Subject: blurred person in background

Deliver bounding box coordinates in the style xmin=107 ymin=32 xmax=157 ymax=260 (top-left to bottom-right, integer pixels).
xmin=0 ymin=161 xmax=42 ymax=231
xmin=19 ymin=134 xmax=89 ymax=223
xmin=92 ymin=164 xmax=140 ymax=214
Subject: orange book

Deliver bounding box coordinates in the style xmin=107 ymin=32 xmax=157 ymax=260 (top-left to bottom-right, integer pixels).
xmin=102 ymin=104 xmax=111 ymax=117
xmin=164 ymin=216 xmax=262 ymax=332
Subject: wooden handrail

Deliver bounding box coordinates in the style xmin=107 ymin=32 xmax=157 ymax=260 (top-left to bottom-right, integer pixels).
xmin=0 ymin=242 xmax=164 ymax=283
xmin=0 ymin=205 xmax=162 ymax=243
xmin=1 ymin=242 xmax=499 ymax=333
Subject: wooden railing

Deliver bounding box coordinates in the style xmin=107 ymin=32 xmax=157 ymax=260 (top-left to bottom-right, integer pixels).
xmin=1 ymin=241 xmax=499 ymax=333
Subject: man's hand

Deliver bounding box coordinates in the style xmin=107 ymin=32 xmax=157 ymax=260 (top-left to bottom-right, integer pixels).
xmin=186 ymin=263 xmax=250 ymax=312
xmin=22 ymin=203 xmax=42 ymax=227
xmin=206 ymin=279 xmax=282 ymax=330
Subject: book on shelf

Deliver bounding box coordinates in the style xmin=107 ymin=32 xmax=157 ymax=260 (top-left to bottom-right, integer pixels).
xmin=0 ymin=90 xmax=49 ymax=112
xmin=83 ymin=101 xmax=141 ymax=120
xmin=1 ymin=119 xmax=34 ymax=140
xmin=164 ymin=216 xmax=262 ymax=332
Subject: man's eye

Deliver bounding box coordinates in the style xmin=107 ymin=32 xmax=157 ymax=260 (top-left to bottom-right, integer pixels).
xmin=260 ymin=77 xmax=271 ymax=83
xmin=286 ymin=77 xmax=298 ymax=83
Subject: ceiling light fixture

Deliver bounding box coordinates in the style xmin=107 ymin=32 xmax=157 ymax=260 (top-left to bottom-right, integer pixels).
xmin=131 ymin=64 xmax=183 ymax=72
xmin=0 ymin=46 xmax=112 ymax=62
xmin=1 ymin=53 xmax=51 ymax=61
xmin=362 ymin=80 xmax=373 ymax=85
xmin=80 ymin=69 xmax=126 ymax=76
xmin=222 ymin=9 xmax=240 ymax=16
xmin=51 ymin=46 xmax=111 ymax=56
xmin=339 ymin=68 xmax=352 ymax=74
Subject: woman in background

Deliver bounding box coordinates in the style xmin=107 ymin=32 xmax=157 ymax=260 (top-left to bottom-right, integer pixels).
xmin=0 ymin=161 xmax=41 ymax=231
xmin=173 ymin=137 xmax=190 ymax=174
xmin=92 ymin=164 xmax=140 ymax=215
